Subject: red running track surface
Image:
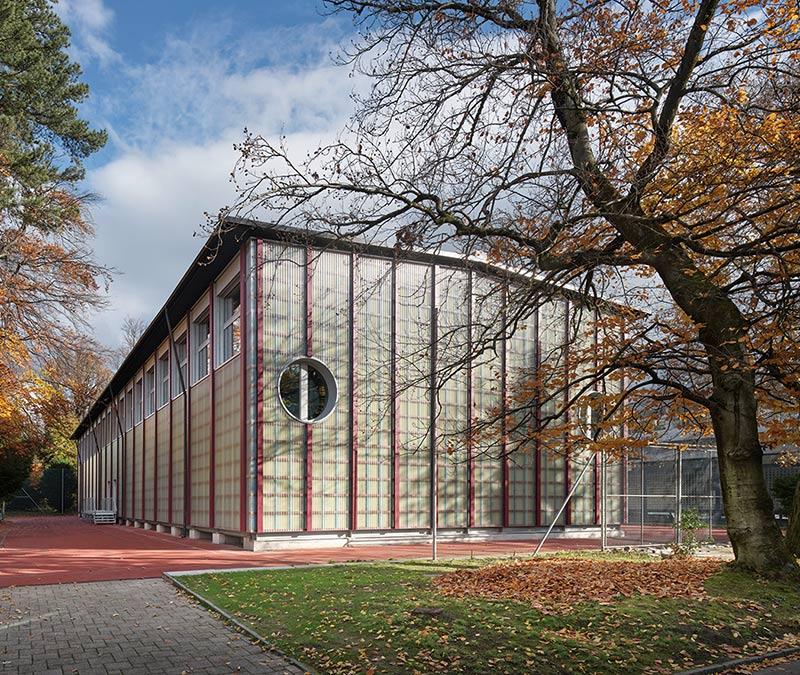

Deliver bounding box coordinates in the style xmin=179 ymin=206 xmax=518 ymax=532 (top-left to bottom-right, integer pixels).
xmin=0 ymin=516 xmax=601 ymax=588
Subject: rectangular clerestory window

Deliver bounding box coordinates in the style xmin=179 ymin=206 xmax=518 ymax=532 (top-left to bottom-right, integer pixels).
xmin=192 ymin=310 xmax=210 ymax=383
xmin=134 ymin=379 xmax=143 ymax=424
xmin=217 ymin=278 xmax=240 ymax=365
xmin=172 ymin=332 xmax=188 ymax=395
xmin=144 ymin=365 xmax=156 ymax=417
xmin=157 ymin=352 xmax=170 ymax=408
xmin=126 ymin=387 xmax=134 ymax=430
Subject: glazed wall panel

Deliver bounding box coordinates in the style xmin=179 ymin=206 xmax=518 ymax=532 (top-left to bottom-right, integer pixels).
xmin=214 ymin=356 xmax=241 ymax=532
xmin=354 ymin=257 xmax=393 ymax=530
xmin=134 ymin=424 xmax=143 ymax=519
xmin=507 ymin=308 xmax=537 ymax=527
xmin=471 ymin=276 xmax=504 ymax=527
xmin=539 ymin=300 xmax=566 ymax=525
xmin=171 ymin=395 xmax=185 ymax=526
xmin=311 ymin=250 xmax=351 ymax=531
xmin=190 ymin=377 xmax=211 ymax=527
xmin=435 ymin=268 xmax=470 ymax=529
xmin=261 ymin=244 xmax=305 ymax=532
xmin=143 ymin=415 xmax=155 ymax=521
xmin=156 ymin=406 xmax=170 ymax=521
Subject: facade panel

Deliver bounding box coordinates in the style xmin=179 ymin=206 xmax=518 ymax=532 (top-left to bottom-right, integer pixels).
xmin=310 ymin=250 xmax=351 ymax=531
xmin=143 ymin=412 xmax=155 ymax=521
xmin=396 ymin=262 xmax=432 ymax=529
xmin=190 ymin=377 xmax=211 ymax=527
xmin=214 ymin=356 xmax=241 ymax=532
xmin=261 ymin=244 xmax=306 ymax=532
xmin=471 ymin=275 xmax=504 ymax=527
xmin=156 ymin=406 xmax=170 ymax=520
xmin=354 ymin=257 xmax=393 ymax=530
xmin=507 ymin=305 xmax=538 ymax=526
xmin=171 ymin=395 xmax=185 ymax=526
xmin=435 ymin=268 xmax=470 ymax=529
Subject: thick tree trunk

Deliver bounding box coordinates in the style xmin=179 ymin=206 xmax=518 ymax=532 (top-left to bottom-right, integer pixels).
xmin=785 ymin=480 xmax=800 ymax=558
xmin=710 ymin=375 xmax=793 ymax=573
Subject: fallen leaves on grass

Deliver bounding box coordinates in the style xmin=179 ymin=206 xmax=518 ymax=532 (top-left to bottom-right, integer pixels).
xmin=433 ymin=557 xmax=724 ymax=613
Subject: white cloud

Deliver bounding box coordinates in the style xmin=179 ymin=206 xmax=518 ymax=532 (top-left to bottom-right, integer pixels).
xmin=83 ymin=17 xmax=360 ymax=349
xmin=56 ymin=0 xmax=120 ymax=65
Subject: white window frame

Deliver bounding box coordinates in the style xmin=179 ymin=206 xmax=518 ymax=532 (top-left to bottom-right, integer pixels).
xmin=126 ymin=387 xmax=134 ymax=430
xmin=172 ymin=331 xmax=188 ymax=398
xmin=192 ymin=308 xmax=210 ymax=383
xmin=144 ymin=365 xmax=156 ymax=417
xmin=156 ymin=350 xmax=170 ymax=409
xmin=216 ymin=276 xmax=241 ymax=367
xmin=134 ymin=379 xmax=143 ymax=424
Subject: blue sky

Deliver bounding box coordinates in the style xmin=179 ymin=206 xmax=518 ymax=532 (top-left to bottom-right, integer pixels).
xmin=56 ymin=0 xmax=357 ymax=347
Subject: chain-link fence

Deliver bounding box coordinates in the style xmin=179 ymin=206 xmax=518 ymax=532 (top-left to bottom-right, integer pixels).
xmin=600 ymin=446 xmax=728 ymax=548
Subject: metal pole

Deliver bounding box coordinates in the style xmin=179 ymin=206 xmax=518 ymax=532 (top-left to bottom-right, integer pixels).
xmin=430 ymin=302 xmax=438 ymax=562
xmin=600 ymin=452 xmax=607 ymax=550
xmin=61 ymin=468 xmax=65 ymax=514
xmin=708 ymin=450 xmax=714 ymax=542
xmin=534 ymin=455 xmax=597 ymax=556
xmin=676 ymin=449 xmax=683 ymax=545
xmin=640 ymin=456 xmax=644 ymax=546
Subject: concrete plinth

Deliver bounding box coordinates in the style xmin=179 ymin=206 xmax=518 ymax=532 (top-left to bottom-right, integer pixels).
xmin=143 ymin=522 xmax=155 ymax=531
xmin=134 ymin=520 xmax=143 ymax=528
xmin=188 ymin=528 xmax=211 ymax=541
xmin=170 ymin=526 xmax=182 ymax=537
xmin=156 ymin=524 xmax=169 ymax=533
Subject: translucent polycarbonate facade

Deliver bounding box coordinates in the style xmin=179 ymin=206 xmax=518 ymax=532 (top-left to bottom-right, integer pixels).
xmin=77 ymin=230 xmax=612 ymax=542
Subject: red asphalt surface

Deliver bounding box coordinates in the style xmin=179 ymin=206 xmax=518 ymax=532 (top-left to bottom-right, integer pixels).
xmin=0 ymin=516 xmax=601 ymax=588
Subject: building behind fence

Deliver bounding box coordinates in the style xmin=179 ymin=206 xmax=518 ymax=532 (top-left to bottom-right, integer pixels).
xmin=601 ymin=446 xmax=796 ymax=548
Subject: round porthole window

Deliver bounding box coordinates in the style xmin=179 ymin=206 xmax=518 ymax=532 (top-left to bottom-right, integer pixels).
xmin=278 ymin=357 xmax=337 ymax=423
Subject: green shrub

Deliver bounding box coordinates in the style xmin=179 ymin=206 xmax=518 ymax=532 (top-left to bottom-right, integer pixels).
xmin=671 ymin=508 xmax=704 ymax=557
xmin=773 ymin=474 xmax=800 ymax=517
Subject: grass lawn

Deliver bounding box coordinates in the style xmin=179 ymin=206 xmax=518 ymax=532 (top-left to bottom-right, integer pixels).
xmin=179 ymin=553 xmax=800 ymax=674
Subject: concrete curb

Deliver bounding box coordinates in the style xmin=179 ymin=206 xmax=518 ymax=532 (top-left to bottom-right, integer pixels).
xmin=162 ymin=571 xmax=316 ymax=675
xmin=679 ymin=645 xmax=800 ymax=674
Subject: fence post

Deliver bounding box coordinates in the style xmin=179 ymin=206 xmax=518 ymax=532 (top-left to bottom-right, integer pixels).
xmin=676 ymin=449 xmax=682 ymax=546
xmin=600 ymin=452 xmax=607 ymax=550
xmin=708 ymin=451 xmax=714 ymax=542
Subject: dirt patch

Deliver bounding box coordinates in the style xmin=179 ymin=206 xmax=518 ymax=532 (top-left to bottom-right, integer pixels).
xmin=433 ymin=557 xmax=724 ymax=612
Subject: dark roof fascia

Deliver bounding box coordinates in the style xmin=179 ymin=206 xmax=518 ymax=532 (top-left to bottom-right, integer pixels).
xmin=231 ymin=216 xmax=620 ymax=310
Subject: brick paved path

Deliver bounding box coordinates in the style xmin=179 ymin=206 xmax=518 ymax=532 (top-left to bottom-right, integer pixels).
xmin=0 ymin=579 xmax=304 ymax=674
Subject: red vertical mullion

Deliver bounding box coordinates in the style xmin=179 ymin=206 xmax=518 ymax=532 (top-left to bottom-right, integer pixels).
xmin=141 ymin=368 xmax=145 ymax=521
xmin=391 ymin=256 xmax=400 ymax=529
xmin=256 ymin=239 xmax=264 ymax=533
xmin=209 ymin=286 xmax=216 ymax=530
xmin=501 ymin=284 xmax=509 ymax=529
xmin=239 ymin=246 xmax=248 ymax=533
xmin=186 ymin=309 xmax=193 ymax=529
xmin=563 ymin=300 xmax=572 ymax=527
xmin=169 ymin=336 xmax=174 ymax=525
xmin=593 ymin=308 xmax=601 ymax=526
xmin=467 ymin=270 xmax=475 ymax=528
xmin=304 ymin=245 xmax=314 ymax=532
xmin=154 ymin=357 xmax=159 ymax=523
xmin=349 ymin=252 xmax=358 ymax=531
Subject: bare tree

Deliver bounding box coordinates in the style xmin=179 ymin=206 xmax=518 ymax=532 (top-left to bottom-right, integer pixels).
xmin=227 ymin=0 xmax=800 ymax=573
xmin=109 ymin=315 xmax=148 ymax=369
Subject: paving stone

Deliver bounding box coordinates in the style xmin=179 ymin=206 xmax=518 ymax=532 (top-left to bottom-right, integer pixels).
xmin=0 ymin=579 xmax=305 ymax=674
